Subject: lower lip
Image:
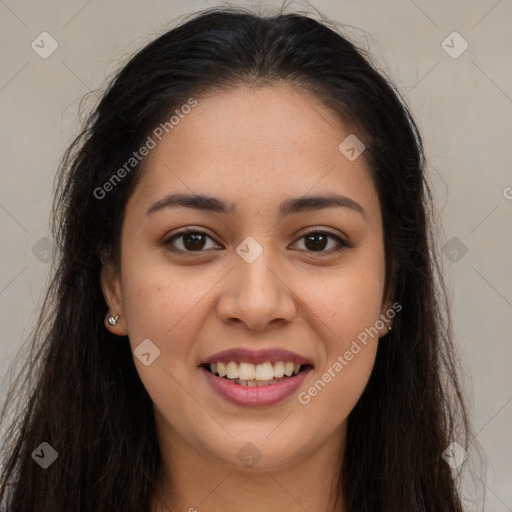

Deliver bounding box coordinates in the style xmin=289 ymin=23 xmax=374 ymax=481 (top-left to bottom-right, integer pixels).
xmin=199 ymin=366 xmax=313 ymax=407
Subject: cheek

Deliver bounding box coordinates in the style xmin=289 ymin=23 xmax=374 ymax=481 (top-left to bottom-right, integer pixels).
xmin=300 ymin=339 xmax=377 ymax=434
xmin=119 ymin=265 xmax=202 ymax=409
xmin=121 ymin=244 xmax=199 ymax=324
xmin=297 ymin=274 xmax=382 ymax=423
xmin=299 ymin=256 xmax=384 ymax=397
xmin=310 ymin=286 xmax=381 ymax=396
xmin=305 ymin=265 xmax=385 ymax=339
xmin=119 ymin=256 xmax=200 ymax=359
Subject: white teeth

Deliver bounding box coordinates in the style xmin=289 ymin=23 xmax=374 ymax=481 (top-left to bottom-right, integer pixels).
xmin=239 ymin=362 xmax=255 ymax=381
xmin=207 ymin=360 xmax=305 ymax=381
xmin=284 ymin=362 xmax=294 ymax=377
xmin=217 ymin=361 xmax=227 ymax=377
xmin=273 ymin=361 xmax=285 ymax=378
xmin=226 ymin=361 xmax=238 ymax=379
xmin=255 ymin=362 xmax=274 ymax=380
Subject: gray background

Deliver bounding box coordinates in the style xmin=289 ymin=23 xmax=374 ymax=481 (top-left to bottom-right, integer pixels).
xmin=0 ymin=0 xmax=510 ymax=509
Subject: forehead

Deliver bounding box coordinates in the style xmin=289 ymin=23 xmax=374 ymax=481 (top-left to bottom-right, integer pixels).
xmin=126 ymin=85 xmax=380 ymax=222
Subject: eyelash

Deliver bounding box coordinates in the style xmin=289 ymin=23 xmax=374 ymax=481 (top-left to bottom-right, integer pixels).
xmin=162 ymin=227 xmax=349 ymax=255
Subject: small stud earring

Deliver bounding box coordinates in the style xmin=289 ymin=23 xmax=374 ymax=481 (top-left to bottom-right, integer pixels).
xmin=108 ymin=315 xmax=119 ymax=326
xmin=388 ymin=324 xmax=393 ymax=331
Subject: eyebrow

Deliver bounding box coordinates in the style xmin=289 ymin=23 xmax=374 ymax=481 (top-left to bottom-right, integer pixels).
xmin=145 ymin=192 xmax=366 ymax=219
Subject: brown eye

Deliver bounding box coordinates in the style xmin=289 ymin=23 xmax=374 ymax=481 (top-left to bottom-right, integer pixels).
xmin=164 ymin=229 xmax=219 ymax=252
xmin=304 ymin=232 xmax=329 ymax=251
xmin=163 ymin=228 xmax=348 ymax=255
xmin=293 ymin=229 xmax=347 ymax=254
xmin=182 ymin=232 xmax=207 ymax=250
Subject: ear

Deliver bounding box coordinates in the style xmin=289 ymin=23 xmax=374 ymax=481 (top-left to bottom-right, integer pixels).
xmin=100 ymin=263 xmax=128 ymax=336
xmin=377 ymin=296 xmax=394 ymax=338
xmin=377 ymin=258 xmax=398 ymax=338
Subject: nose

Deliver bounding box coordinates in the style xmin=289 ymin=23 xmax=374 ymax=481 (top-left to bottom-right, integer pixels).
xmin=216 ymin=249 xmax=297 ymax=331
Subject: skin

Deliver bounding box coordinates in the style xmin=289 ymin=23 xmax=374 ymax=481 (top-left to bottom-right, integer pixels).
xmin=101 ymin=84 xmax=392 ymax=512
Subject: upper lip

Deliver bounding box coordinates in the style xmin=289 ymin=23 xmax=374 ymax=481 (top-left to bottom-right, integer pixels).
xmin=200 ymin=348 xmax=313 ymax=367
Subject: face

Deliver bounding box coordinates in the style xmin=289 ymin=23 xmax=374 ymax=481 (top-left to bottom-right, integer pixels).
xmin=101 ymin=84 xmax=392 ymax=474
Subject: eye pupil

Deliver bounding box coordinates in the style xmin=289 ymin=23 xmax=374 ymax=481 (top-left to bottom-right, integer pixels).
xmin=305 ymin=233 xmax=327 ymax=251
xmin=184 ymin=233 xmax=205 ymax=250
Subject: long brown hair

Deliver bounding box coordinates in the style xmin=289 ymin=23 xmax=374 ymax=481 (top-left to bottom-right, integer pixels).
xmin=0 ymin=5 xmax=484 ymax=511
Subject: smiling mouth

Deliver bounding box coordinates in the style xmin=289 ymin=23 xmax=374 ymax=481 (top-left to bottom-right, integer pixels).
xmin=201 ymin=361 xmax=313 ymax=387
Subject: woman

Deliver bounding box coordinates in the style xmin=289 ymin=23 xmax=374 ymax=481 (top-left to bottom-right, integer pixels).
xmin=0 ymin=5 xmax=480 ymax=511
